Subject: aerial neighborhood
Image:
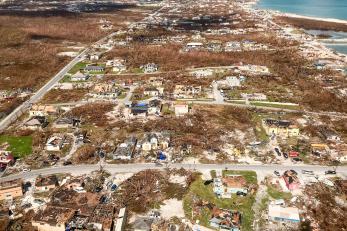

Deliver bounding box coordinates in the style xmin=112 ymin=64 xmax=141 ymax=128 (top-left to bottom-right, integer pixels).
xmin=0 ymin=0 xmax=347 ymax=230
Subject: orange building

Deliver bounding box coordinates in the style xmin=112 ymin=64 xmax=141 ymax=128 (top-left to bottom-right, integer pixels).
xmin=0 ymin=179 xmax=23 ymax=200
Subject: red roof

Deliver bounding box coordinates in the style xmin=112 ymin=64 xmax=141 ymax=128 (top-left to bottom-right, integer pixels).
xmin=289 ymin=151 xmax=299 ymax=157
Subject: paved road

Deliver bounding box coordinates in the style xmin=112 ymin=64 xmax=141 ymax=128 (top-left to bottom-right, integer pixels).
xmin=1 ymin=163 xmax=345 ymax=182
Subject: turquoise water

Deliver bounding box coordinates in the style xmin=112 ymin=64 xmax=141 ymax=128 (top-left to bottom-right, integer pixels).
xmin=326 ymin=44 xmax=347 ymax=54
xmin=257 ymin=0 xmax=347 ymax=55
xmin=257 ymin=0 xmax=347 ymax=21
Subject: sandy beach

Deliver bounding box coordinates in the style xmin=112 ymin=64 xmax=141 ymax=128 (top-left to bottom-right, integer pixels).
xmin=280 ymin=13 xmax=347 ymax=25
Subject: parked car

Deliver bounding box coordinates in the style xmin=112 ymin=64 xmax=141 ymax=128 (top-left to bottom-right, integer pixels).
xmin=236 ymin=191 xmax=247 ymax=197
xmin=302 ymin=170 xmax=314 ymax=175
xmin=292 ymin=157 xmax=302 ymax=162
xmin=274 ymin=171 xmax=280 ymax=177
xmin=283 ymin=153 xmax=288 ymax=159
xmin=63 ymin=161 xmax=72 ymax=166
xmin=204 ymin=180 xmax=213 ymax=185
xmin=22 ymin=203 xmax=32 ymax=209
xmin=33 ymin=199 xmax=45 ymax=205
xmin=111 ymin=184 xmax=118 ymax=191
xmin=325 ymin=170 xmax=336 ymax=175
xmin=274 ymin=148 xmax=281 ymax=156
xmin=22 ymin=168 xmax=31 ymax=172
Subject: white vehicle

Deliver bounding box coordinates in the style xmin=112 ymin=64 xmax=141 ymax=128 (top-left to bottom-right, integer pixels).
xmin=22 ymin=168 xmax=31 ymax=172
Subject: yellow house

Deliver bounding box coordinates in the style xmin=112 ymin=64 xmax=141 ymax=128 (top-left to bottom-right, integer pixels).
xmin=0 ymin=179 xmax=23 ymax=201
xmin=262 ymin=119 xmax=300 ymax=137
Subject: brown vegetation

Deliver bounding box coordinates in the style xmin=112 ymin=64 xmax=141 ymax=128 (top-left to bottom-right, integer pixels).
xmin=69 ymin=103 xmax=114 ymax=126
xmin=114 ymin=169 xmax=195 ymax=213
xmin=304 ymin=183 xmax=347 ymax=230
xmin=116 ymin=105 xmax=253 ymax=152
xmin=72 ymin=144 xmax=97 ymax=164
xmin=0 ymin=97 xmax=26 ymax=118
xmin=0 ymin=9 xmax=147 ymax=91
xmin=41 ymin=89 xmax=88 ymax=104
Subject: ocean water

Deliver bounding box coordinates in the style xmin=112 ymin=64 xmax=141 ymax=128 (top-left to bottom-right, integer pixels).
xmin=326 ymin=44 xmax=347 ymax=54
xmin=257 ymin=0 xmax=347 ymax=55
xmin=257 ymin=0 xmax=347 ymax=21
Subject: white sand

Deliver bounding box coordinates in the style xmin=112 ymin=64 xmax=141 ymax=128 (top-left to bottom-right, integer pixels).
xmin=282 ymin=13 xmax=347 ymax=25
xmin=169 ymin=174 xmax=187 ymax=186
xmin=159 ymin=199 xmax=185 ymax=219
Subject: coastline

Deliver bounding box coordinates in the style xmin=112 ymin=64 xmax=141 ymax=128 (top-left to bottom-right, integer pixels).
xmin=278 ymin=12 xmax=347 ymax=25
xmin=251 ymin=1 xmax=347 ymax=56
xmin=253 ymin=0 xmax=347 ymax=24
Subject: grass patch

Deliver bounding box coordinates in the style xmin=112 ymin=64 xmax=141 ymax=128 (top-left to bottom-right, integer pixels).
xmin=223 ymin=170 xmax=257 ymax=184
xmin=228 ymin=100 xmax=246 ymax=104
xmin=210 ymin=170 xmax=216 ymax=178
xmin=267 ymin=185 xmax=292 ymax=200
xmin=131 ymin=67 xmax=144 ymax=74
xmin=252 ymin=113 xmax=269 ymax=142
xmin=117 ymin=92 xmax=127 ymax=99
xmin=68 ymin=62 xmax=88 ymax=74
xmin=0 ymin=135 xmax=32 ymax=158
xmin=183 ymin=171 xmax=257 ymax=231
xmin=250 ymin=102 xmax=300 ymax=110
xmin=60 ymin=75 xmax=71 ymax=83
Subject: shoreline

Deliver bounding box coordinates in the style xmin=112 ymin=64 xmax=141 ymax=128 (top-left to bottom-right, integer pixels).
xmin=253 ymin=0 xmax=347 ymax=24
xmin=251 ymin=1 xmax=347 ymax=57
xmin=279 ymin=12 xmax=347 ymax=25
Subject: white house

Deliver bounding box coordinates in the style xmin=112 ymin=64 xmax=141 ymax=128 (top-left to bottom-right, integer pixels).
xmin=90 ymin=52 xmax=102 ymax=61
xmin=70 ymin=71 xmax=89 ymax=82
xmin=141 ymin=63 xmax=159 ymax=73
xmin=144 ymin=87 xmax=160 ymax=97
xmin=268 ymin=205 xmax=300 ymax=223
xmin=186 ymin=42 xmax=204 ymax=50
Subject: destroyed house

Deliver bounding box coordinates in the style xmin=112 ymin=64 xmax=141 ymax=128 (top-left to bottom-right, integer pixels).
xmin=113 ymin=137 xmax=137 ymax=160
xmin=35 ymin=175 xmax=59 ymax=192
xmin=131 ymin=102 xmax=148 ymax=116
xmin=210 ymin=207 xmax=241 ymax=231
xmin=88 ymin=204 xmax=114 ymax=231
xmin=319 ymin=127 xmax=341 ymax=142
xmin=54 ymin=117 xmax=80 ymax=128
xmin=0 ymin=151 xmax=14 ymax=168
xmin=0 ymin=179 xmax=23 ymax=201
xmin=45 ymin=135 xmax=66 ymax=152
xmin=282 ymin=170 xmax=300 ymax=191
xmin=25 ymin=116 xmax=48 ymax=129
xmin=32 ymin=206 xmax=75 ymax=231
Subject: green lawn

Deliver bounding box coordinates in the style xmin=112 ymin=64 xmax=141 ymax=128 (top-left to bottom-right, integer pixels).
xmin=68 ymin=62 xmax=88 ymax=74
xmin=228 ymin=100 xmax=246 ymax=105
xmin=250 ymin=102 xmax=300 ymax=110
xmin=183 ymin=170 xmax=257 ymax=231
xmin=223 ymin=170 xmax=258 ymax=184
xmin=0 ymin=135 xmax=32 ymax=158
xmin=251 ymin=114 xmax=269 ymax=142
xmin=131 ymin=67 xmax=144 ymax=74
xmin=117 ymin=92 xmax=127 ymax=99
xmin=266 ymin=185 xmax=292 ymax=200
